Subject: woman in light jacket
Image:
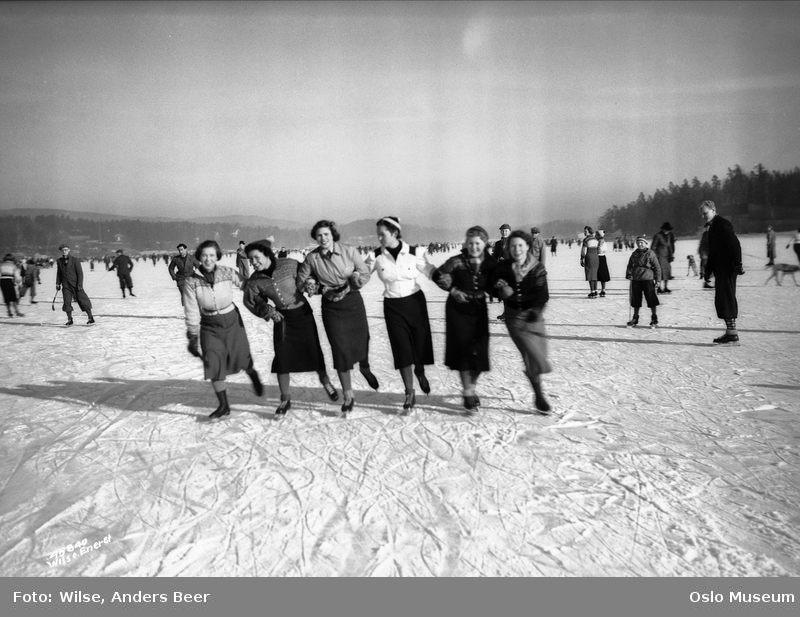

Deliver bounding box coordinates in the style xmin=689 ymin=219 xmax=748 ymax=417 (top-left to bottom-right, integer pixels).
xmin=580 ymin=226 xmax=600 ymax=298
xmin=365 ymin=217 xmax=435 ymax=413
xmin=184 ymin=240 xmax=263 ymax=420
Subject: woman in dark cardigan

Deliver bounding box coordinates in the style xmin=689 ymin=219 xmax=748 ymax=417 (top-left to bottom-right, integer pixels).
xmin=432 ymin=226 xmax=497 ymax=412
xmin=242 ymin=240 xmax=339 ymax=416
xmin=492 ymin=230 xmax=553 ymax=414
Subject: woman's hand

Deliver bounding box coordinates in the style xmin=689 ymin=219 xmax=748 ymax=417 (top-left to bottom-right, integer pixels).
xmin=271 ymin=312 xmax=284 ymax=323
xmin=450 ymin=288 xmax=469 ymax=304
xmin=494 ymin=279 xmax=513 ymax=299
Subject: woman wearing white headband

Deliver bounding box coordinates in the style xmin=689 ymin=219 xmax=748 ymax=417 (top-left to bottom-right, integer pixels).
xmin=365 ymin=216 xmax=436 ymax=413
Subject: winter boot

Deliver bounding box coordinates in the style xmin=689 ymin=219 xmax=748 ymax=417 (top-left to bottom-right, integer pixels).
xmin=65 ymin=313 xmax=74 ymax=326
xmin=209 ymin=390 xmax=230 ymax=420
xmin=86 ymin=310 xmax=95 ymax=325
xmin=248 ymin=369 xmax=264 ymax=397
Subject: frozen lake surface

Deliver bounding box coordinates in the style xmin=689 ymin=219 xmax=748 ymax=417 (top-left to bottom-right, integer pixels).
xmin=1 ymin=234 xmax=798 ymax=576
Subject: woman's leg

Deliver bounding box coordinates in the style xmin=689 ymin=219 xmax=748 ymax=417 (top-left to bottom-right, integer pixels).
xmin=317 ymin=370 xmax=339 ymax=401
xmin=277 ymin=373 xmax=291 ymax=401
xmin=210 ymin=379 xmax=230 ymax=419
xmin=399 ymin=365 xmax=414 ymax=394
xmin=338 ymin=370 xmax=353 ymax=402
xmin=531 ymin=375 xmax=551 ymax=412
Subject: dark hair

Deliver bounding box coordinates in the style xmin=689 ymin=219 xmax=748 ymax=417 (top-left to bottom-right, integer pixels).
xmin=584 ymin=226 xmax=593 ymax=234
xmin=239 ymin=240 xmax=245 ymax=245
xmin=508 ymin=229 xmax=534 ymax=250
xmin=310 ymin=220 xmax=340 ymax=242
xmin=177 ymin=243 xmax=187 ymax=250
xmin=244 ymin=241 xmax=275 ymax=262
xmin=3 ymin=253 xmax=14 ymax=262
xmin=194 ymin=240 xmax=222 ymax=260
xmin=376 ymin=216 xmax=402 ymax=240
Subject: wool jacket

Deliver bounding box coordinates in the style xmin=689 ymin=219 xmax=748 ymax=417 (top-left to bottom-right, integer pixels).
xmin=183 ymin=265 xmax=243 ymax=337
xmin=432 ymin=251 xmax=497 ymax=301
xmin=56 ymin=255 xmax=85 ymax=289
xmin=243 ymin=258 xmax=306 ymax=320
xmin=168 ymin=253 xmax=200 ymax=283
xmin=492 ymin=259 xmax=549 ymax=311
xmin=626 ymin=248 xmax=661 ymax=281
xmin=706 ymin=215 xmax=743 ymax=276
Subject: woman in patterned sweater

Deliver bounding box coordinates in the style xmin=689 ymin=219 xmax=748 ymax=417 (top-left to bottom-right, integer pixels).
xmin=242 ymin=240 xmax=339 ymax=416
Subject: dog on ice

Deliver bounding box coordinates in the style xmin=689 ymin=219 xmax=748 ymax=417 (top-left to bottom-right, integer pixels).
xmin=764 ymin=263 xmax=800 ymax=286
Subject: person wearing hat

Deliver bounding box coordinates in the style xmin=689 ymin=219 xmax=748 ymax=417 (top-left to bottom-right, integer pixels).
xmin=236 ymin=240 xmax=250 ymax=281
xmin=491 ymin=224 xmax=512 ymax=319
xmin=1 ymin=253 xmax=24 ymax=318
xmin=242 ymin=239 xmax=339 ymax=416
xmin=432 ymin=225 xmax=498 ymax=412
xmin=651 ymin=222 xmax=676 ymax=293
xmin=109 ymin=248 xmax=136 ymax=298
xmin=625 ymin=236 xmax=661 ymax=327
xmin=699 ymin=201 xmax=744 ymax=345
xmin=55 ymin=244 xmax=95 ymax=326
xmin=168 ymin=243 xmax=200 ymax=306
xmin=529 ymin=227 xmax=547 ymax=268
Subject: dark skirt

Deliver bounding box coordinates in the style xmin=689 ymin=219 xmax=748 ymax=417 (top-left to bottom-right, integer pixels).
xmin=584 ymin=247 xmax=599 ymax=280
xmin=199 ymin=306 xmax=253 ymax=381
xmin=321 ymin=290 xmax=369 ymax=371
xmin=383 ymin=290 xmax=434 ymax=370
xmin=597 ymin=255 xmax=610 ymax=283
xmin=444 ymin=296 xmax=489 ymax=372
xmin=657 ymin=255 xmax=672 ymax=281
xmin=1 ymin=278 xmax=18 ymax=304
xmin=504 ymin=307 xmax=552 ymax=381
xmin=272 ymin=301 xmax=326 ymax=374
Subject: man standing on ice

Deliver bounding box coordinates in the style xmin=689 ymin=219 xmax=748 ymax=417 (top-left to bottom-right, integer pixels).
xmin=699 ymin=200 xmax=744 ymax=345
xmin=55 ymin=244 xmax=95 ymax=326
xmin=168 ymin=243 xmax=199 ymax=306
xmin=109 ymin=249 xmax=136 ymax=298
xmin=236 ymin=240 xmax=250 ymax=281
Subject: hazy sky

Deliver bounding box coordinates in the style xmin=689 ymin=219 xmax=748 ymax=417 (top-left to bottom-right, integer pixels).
xmin=1 ymin=1 xmax=799 ymax=225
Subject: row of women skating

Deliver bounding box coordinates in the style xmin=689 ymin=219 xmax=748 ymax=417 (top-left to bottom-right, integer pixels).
xmin=182 ymin=217 xmax=554 ymax=420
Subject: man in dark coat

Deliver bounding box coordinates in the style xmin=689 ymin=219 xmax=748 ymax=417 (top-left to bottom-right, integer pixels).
xmin=55 ymin=244 xmax=95 ymax=326
xmin=491 ymin=224 xmax=511 ymax=319
xmin=236 ymin=240 xmax=250 ymax=281
xmin=167 ymin=243 xmax=200 ymax=305
xmin=109 ymin=249 xmax=135 ymax=298
xmin=699 ymin=201 xmax=744 ymax=345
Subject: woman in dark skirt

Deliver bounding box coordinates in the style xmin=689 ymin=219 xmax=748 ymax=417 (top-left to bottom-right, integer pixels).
xmin=242 ymin=240 xmax=339 ymax=416
xmin=580 ymin=226 xmax=600 ymax=298
xmin=184 ymin=240 xmax=264 ymax=420
xmin=432 ymin=226 xmax=497 ymax=412
xmin=365 ymin=216 xmax=435 ymax=413
xmin=297 ymin=220 xmax=375 ymax=415
xmin=492 ymin=230 xmax=553 ymax=414
xmin=595 ymin=229 xmax=611 ymax=297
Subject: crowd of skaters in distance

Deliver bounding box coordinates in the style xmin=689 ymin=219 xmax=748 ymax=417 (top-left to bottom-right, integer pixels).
xmin=3 ymin=206 xmax=798 ymax=418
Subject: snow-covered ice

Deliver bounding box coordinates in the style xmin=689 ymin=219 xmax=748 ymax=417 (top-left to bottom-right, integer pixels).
xmin=1 ymin=235 xmax=798 ymax=576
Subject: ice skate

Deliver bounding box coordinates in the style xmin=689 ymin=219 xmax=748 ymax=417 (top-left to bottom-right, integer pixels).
xmin=713 ymin=333 xmax=740 ymax=346
xmin=650 ymin=315 xmax=658 ymax=328
xmin=626 ymin=316 xmax=639 ymax=327
xmin=274 ymin=399 xmax=291 ymax=417
xmin=402 ymin=392 xmax=416 ymax=414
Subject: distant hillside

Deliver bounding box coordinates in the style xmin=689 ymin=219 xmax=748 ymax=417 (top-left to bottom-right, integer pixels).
xmin=194 ymin=214 xmax=305 ymax=229
xmin=0 ymin=208 xmax=178 ymax=223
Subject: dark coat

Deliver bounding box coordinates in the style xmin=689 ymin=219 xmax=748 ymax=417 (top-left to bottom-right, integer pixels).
xmin=109 ymin=254 xmax=134 ymax=277
xmin=706 ymin=215 xmax=742 ymax=276
xmin=168 ymin=253 xmax=200 ymax=283
xmin=56 ymin=255 xmax=84 ymax=289
xmin=491 ymin=260 xmax=549 ymax=312
xmin=491 ymin=238 xmax=509 ymax=262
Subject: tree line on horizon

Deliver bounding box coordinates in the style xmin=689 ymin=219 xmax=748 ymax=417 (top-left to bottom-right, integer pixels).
xmin=597 ymin=164 xmax=800 ymax=237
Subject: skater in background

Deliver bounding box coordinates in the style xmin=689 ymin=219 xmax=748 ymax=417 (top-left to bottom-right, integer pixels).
xmin=1 ymin=254 xmax=24 ymax=317
xmin=109 ymin=249 xmax=136 ymax=298
xmin=183 ymin=240 xmax=263 ymax=420
xmin=55 ymin=244 xmax=95 ymax=326
xmin=491 ymin=230 xmax=553 ymax=414
xmin=699 ymin=222 xmax=713 ymax=288
xmin=786 ymin=228 xmax=800 ymax=265
xmin=168 ymin=243 xmax=199 ymax=306
xmin=19 ymin=258 xmax=41 ymax=304
xmin=700 ymin=201 xmax=744 ymax=345
xmin=686 ymin=254 xmax=699 ymax=277
xmin=651 ymin=222 xmax=675 ymax=294
xmin=580 ymin=225 xmax=600 ymax=298
xmin=365 ymin=216 xmax=436 ymax=413
xmin=242 ymin=239 xmax=339 ymax=416
xmin=491 ymin=223 xmax=511 ymax=319
xmin=550 ymin=235 xmax=558 ymax=257
xmin=235 ymin=240 xmax=250 ymax=281
xmin=529 ymin=227 xmax=546 ymax=267
xmin=766 ymin=225 xmax=776 ymax=266
xmin=595 ymin=229 xmax=611 ymax=297
xmin=297 ymin=220 xmax=377 ymax=415
xmin=432 ymin=225 xmax=497 ymax=412
xmin=625 ymin=236 xmax=661 ymax=328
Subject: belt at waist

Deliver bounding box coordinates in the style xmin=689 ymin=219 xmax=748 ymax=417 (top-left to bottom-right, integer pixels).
xmin=200 ymin=303 xmax=236 ymax=317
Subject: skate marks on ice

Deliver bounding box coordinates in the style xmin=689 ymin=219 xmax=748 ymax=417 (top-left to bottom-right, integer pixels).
xmin=1 ymin=241 xmax=799 ymax=576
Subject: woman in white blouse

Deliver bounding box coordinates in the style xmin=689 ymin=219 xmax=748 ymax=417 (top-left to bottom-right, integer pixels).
xmin=365 ymin=216 xmax=435 ymax=413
